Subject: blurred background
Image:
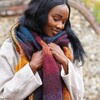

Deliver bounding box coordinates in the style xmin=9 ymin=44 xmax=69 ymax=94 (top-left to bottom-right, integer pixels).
xmin=0 ymin=0 xmax=100 ymax=100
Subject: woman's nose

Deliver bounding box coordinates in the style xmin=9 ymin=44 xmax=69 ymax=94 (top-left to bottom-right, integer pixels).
xmin=56 ymin=22 xmax=64 ymax=30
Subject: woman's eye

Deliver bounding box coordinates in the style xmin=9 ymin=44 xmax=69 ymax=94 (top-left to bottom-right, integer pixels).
xmin=53 ymin=18 xmax=59 ymax=21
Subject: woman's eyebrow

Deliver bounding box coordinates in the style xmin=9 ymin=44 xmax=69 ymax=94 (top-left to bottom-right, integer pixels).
xmin=54 ymin=14 xmax=62 ymax=18
xmin=54 ymin=14 xmax=68 ymax=21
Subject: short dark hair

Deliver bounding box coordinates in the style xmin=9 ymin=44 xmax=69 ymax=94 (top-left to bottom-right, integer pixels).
xmin=19 ymin=0 xmax=86 ymax=65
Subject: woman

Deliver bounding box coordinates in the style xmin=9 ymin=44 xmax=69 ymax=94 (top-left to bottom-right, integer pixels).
xmin=0 ymin=0 xmax=85 ymax=100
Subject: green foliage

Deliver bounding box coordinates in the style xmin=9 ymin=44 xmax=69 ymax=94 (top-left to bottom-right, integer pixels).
xmin=83 ymin=0 xmax=100 ymax=23
xmin=93 ymin=2 xmax=100 ymax=23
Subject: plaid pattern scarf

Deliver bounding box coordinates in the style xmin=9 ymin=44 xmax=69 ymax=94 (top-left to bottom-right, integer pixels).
xmin=10 ymin=24 xmax=72 ymax=100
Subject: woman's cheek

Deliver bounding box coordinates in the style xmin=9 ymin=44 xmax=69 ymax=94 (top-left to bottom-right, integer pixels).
xmin=48 ymin=16 xmax=56 ymax=27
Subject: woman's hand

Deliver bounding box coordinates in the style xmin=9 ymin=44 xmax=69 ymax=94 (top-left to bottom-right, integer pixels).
xmin=48 ymin=43 xmax=68 ymax=74
xmin=29 ymin=51 xmax=43 ymax=74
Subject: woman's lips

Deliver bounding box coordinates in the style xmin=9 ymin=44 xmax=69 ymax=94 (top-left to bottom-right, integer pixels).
xmin=52 ymin=29 xmax=59 ymax=35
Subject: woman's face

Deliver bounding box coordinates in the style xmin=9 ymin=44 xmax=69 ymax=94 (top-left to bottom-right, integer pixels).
xmin=43 ymin=4 xmax=69 ymax=37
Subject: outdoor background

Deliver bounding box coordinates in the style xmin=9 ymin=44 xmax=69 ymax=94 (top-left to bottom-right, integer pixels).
xmin=0 ymin=0 xmax=100 ymax=100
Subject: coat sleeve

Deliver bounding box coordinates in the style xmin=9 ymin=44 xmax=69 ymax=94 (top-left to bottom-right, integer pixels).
xmin=61 ymin=59 xmax=84 ymax=100
xmin=0 ymin=38 xmax=42 ymax=100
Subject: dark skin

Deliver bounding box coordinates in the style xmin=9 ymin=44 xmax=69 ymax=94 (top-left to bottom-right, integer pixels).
xmin=29 ymin=4 xmax=69 ymax=74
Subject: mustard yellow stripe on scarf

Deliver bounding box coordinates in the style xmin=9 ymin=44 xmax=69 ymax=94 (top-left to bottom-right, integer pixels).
xmin=9 ymin=23 xmax=34 ymax=100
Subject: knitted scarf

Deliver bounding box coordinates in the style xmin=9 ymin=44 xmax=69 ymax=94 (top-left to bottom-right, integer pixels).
xmin=10 ymin=24 xmax=72 ymax=100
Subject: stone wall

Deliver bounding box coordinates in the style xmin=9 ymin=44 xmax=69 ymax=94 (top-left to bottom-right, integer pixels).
xmin=0 ymin=0 xmax=28 ymax=7
xmin=0 ymin=4 xmax=100 ymax=100
xmin=0 ymin=0 xmax=29 ymax=16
